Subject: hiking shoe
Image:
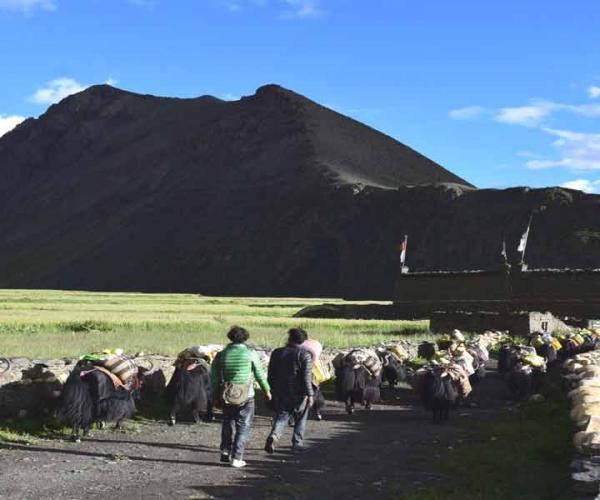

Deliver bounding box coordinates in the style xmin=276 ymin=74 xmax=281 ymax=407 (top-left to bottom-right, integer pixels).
xmin=292 ymin=445 xmax=307 ymax=454
xmin=264 ymin=436 xmax=275 ymax=454
xmin=231 ymin=459 xmax=247 ymax=468
xmin=220 ymin=452 xmax=230 ymax=463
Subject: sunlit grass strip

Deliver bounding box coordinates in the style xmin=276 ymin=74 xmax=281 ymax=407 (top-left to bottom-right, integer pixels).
xmin=0 ymin=289 xmax=430 ymax=358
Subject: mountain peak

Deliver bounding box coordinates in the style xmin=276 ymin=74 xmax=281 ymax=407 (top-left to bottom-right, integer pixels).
xmin=65 ymin=83 xmax=129 ymax=103
xmin=251 ymin=83 xmax=304 ymax=103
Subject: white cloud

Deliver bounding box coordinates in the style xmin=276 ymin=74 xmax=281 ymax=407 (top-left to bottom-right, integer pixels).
xmin=281 ymin=0 xmax=322 ymax=18
xmin=105 ymin=77 xmax=119 ymax=86
xmin=516 ymin=150 xmax=540 ymax=159
xmin=526 ymin=128 xmax=600 ymax=171
xmin=451 ymin=91 xmax=600 ymax=176
xmin=223 ymin=1 xmax=241 ymax=12
xmin=494 ymin=100 xmax=556 ymax=127
xmin=0 ymin=114 xmax=26 ymax=138
xmin=218 ymin=0 xmax=320 ymax=17
xmin=449 ymin=106 xmax=486 ymax=120
xmin=493 ymin=99 xmax=600 ymax=127
xmin=560 ymin=179 xmax=600 ymax=193
xmin=589 ymin=86 xmax=600 ymax=99
xmin=27 ymin=78 xmax=87 ymax=105
xmin=220 ymin=0 xmax=269 ymax=12
xmin=222 ymin=93 xmax=240 ymax=101
xmin=566 ymin=102 xmax=600 ymax=117
xmin=0 ymin=0 xmax=56 ymax=13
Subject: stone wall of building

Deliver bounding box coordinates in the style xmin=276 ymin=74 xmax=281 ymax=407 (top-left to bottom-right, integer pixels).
xmin=429 ymin=311 xmax=571 ymax=336
xmin=393 ymin=266 xmax=600 ymax=318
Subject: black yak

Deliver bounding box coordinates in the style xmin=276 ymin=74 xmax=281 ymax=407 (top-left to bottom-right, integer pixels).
xmin=534 ymin=343 xmax=558 ymax=366
xmin=377 ymin=351 xmax=407 ymax=387
xmin=559 ymin=338 xmax=579 ymax=360
xmin=0 ymin=357 xmax=10 ymax=377
xmin=579 ymin=334 xmax=600 ymax=354
xmin=417 ymin=342 xmax=436 ymax=360
xmin=165 ymin=359 xmax=213 ymax=425
xmin=335 ymin=365 xmax=381 ymax=414
xmin=311 ymin=387 xmax=326 ymax=420
xmin=560 ymin=334 xmax=598 ymax=360
xmin=415 ymin=367 xmax=460 ymax=423
xmin=498 ymin=345 xmax=518 ymax=374
xmin=508 ymin=363 xmax=545 ymax=400
xmin=468 ymin=354 xmax=486 ymax=386
xmin=58 ymin=365 xmax=143 ymax=442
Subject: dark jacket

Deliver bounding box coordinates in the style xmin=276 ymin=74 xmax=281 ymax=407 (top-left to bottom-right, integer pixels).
xmin=268 ymin=344 xmax=314 ymax=411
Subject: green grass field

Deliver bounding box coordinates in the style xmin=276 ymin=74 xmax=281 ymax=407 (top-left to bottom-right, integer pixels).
xmin=398 ymin=385 xmax=574 ymax=500
xmin=0 ymin=290 xmax=430 ymax=358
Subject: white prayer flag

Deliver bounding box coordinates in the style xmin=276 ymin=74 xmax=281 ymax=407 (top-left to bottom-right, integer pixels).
xmin=399 ymin=235 xmax=408 ymax=265
xmin=517 ymin=216 xmax=532 ymax=254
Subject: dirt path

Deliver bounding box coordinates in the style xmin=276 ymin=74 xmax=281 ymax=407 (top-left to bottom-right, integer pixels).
xmin=0 ymin=373 xmax=512 ymax=500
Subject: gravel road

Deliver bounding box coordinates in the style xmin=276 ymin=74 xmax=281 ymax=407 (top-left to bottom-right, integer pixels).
xmin=0 ymin=373 xmax=511 ymax=500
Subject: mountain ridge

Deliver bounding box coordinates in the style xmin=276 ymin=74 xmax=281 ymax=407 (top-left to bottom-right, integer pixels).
xmin=0 ymin=84 xmax=598 ymax=298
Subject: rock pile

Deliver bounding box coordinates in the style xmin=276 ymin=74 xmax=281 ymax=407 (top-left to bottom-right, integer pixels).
xmin=564 ymin=351 xmax=600 ymax=496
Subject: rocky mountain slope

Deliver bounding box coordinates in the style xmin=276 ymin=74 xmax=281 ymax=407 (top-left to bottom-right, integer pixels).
xmin=0 ymin=84 xmax=598 ymax=298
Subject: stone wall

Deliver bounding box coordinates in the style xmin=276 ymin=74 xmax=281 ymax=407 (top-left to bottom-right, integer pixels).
xmin=429 ymin=311 xmax=571 ymax=336
xmin=0 ymin=355 xmax=177 ymax=420
xmin=0 ymin=342 xmax=419 ymax=420
xmin=563 ymin=352 xmax=600 ymax=496
xmin=393 ymin=266 xmax=600 ymax=318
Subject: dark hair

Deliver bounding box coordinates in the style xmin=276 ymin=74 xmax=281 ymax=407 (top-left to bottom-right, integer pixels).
xmin=227 ymin=326 xmax=250 ymax=344
xmin=288 ymin=328 xmax=308 ymax=345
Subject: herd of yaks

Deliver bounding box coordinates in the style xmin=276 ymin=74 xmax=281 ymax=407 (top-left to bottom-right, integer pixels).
xmin=1 ymin=328 xmax=599 ymax=440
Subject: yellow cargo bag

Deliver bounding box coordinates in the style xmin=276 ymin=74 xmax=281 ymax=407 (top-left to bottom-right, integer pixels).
xmin=388 ymin=344 xmax=408 ymax=362
xmin=550 ymin=338 xmax=562 ymax=352
xmin=312 ymin=359 xmax=332 ymax=387
xmin=531 ymin=336 xmax=544 ymax=348
xmin=521 ymin=354 xmax=545 ymax=369
xmin=573 ymin=334 xmax=585 ymax=347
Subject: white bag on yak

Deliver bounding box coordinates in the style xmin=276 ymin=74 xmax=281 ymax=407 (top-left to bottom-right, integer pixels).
xmin=346 ymin=349 xmax=382 ymax=378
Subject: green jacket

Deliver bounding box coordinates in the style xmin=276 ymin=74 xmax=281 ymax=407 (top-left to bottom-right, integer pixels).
xmin=210 ymin=343 xmax=270 ymax=398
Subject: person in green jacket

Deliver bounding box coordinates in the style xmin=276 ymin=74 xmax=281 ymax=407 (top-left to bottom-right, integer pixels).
xmin=210 ymin=326 xmax=271 ymax=468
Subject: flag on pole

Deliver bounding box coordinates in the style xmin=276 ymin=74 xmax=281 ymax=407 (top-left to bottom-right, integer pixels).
xmin=501 ymin=238 xmax=507 ymax=262
xmin=399 ymin=235 xmax=408 ymax=265
xmin=517 ymin=215 xmax=533 ymax=255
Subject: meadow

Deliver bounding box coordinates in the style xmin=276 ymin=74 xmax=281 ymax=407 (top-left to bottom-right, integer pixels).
xmin=0 ymin=290 xmax=430 ymax=358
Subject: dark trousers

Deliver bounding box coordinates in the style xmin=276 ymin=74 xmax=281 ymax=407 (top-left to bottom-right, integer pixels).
xmin=269 ymin=398 xmax=309 ymax=447
xmin=220 ymin=398 xmax=255 ymax=460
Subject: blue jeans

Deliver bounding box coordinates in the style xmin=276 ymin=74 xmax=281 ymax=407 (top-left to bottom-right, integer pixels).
xmin=220 ymin=398 xmax=255 ymax=460
xmin=269 ymin=398 xmax=309 ymax=447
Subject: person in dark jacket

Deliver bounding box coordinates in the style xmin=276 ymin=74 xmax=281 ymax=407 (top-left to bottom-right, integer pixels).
xmin=265 ymin=328 xmax=314 ymax=453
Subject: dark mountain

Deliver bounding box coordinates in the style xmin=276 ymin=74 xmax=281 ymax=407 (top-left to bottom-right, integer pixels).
xmin=0 ymin=84 xmax=599 ymax=298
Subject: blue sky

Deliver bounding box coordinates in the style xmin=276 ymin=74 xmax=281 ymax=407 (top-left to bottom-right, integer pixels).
xmin=1 ymin=0 xmax=599 ymax=191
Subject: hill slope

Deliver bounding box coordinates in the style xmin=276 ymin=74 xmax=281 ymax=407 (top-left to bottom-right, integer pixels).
xmin=0 ymin=84 xmax=599 ymax=298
